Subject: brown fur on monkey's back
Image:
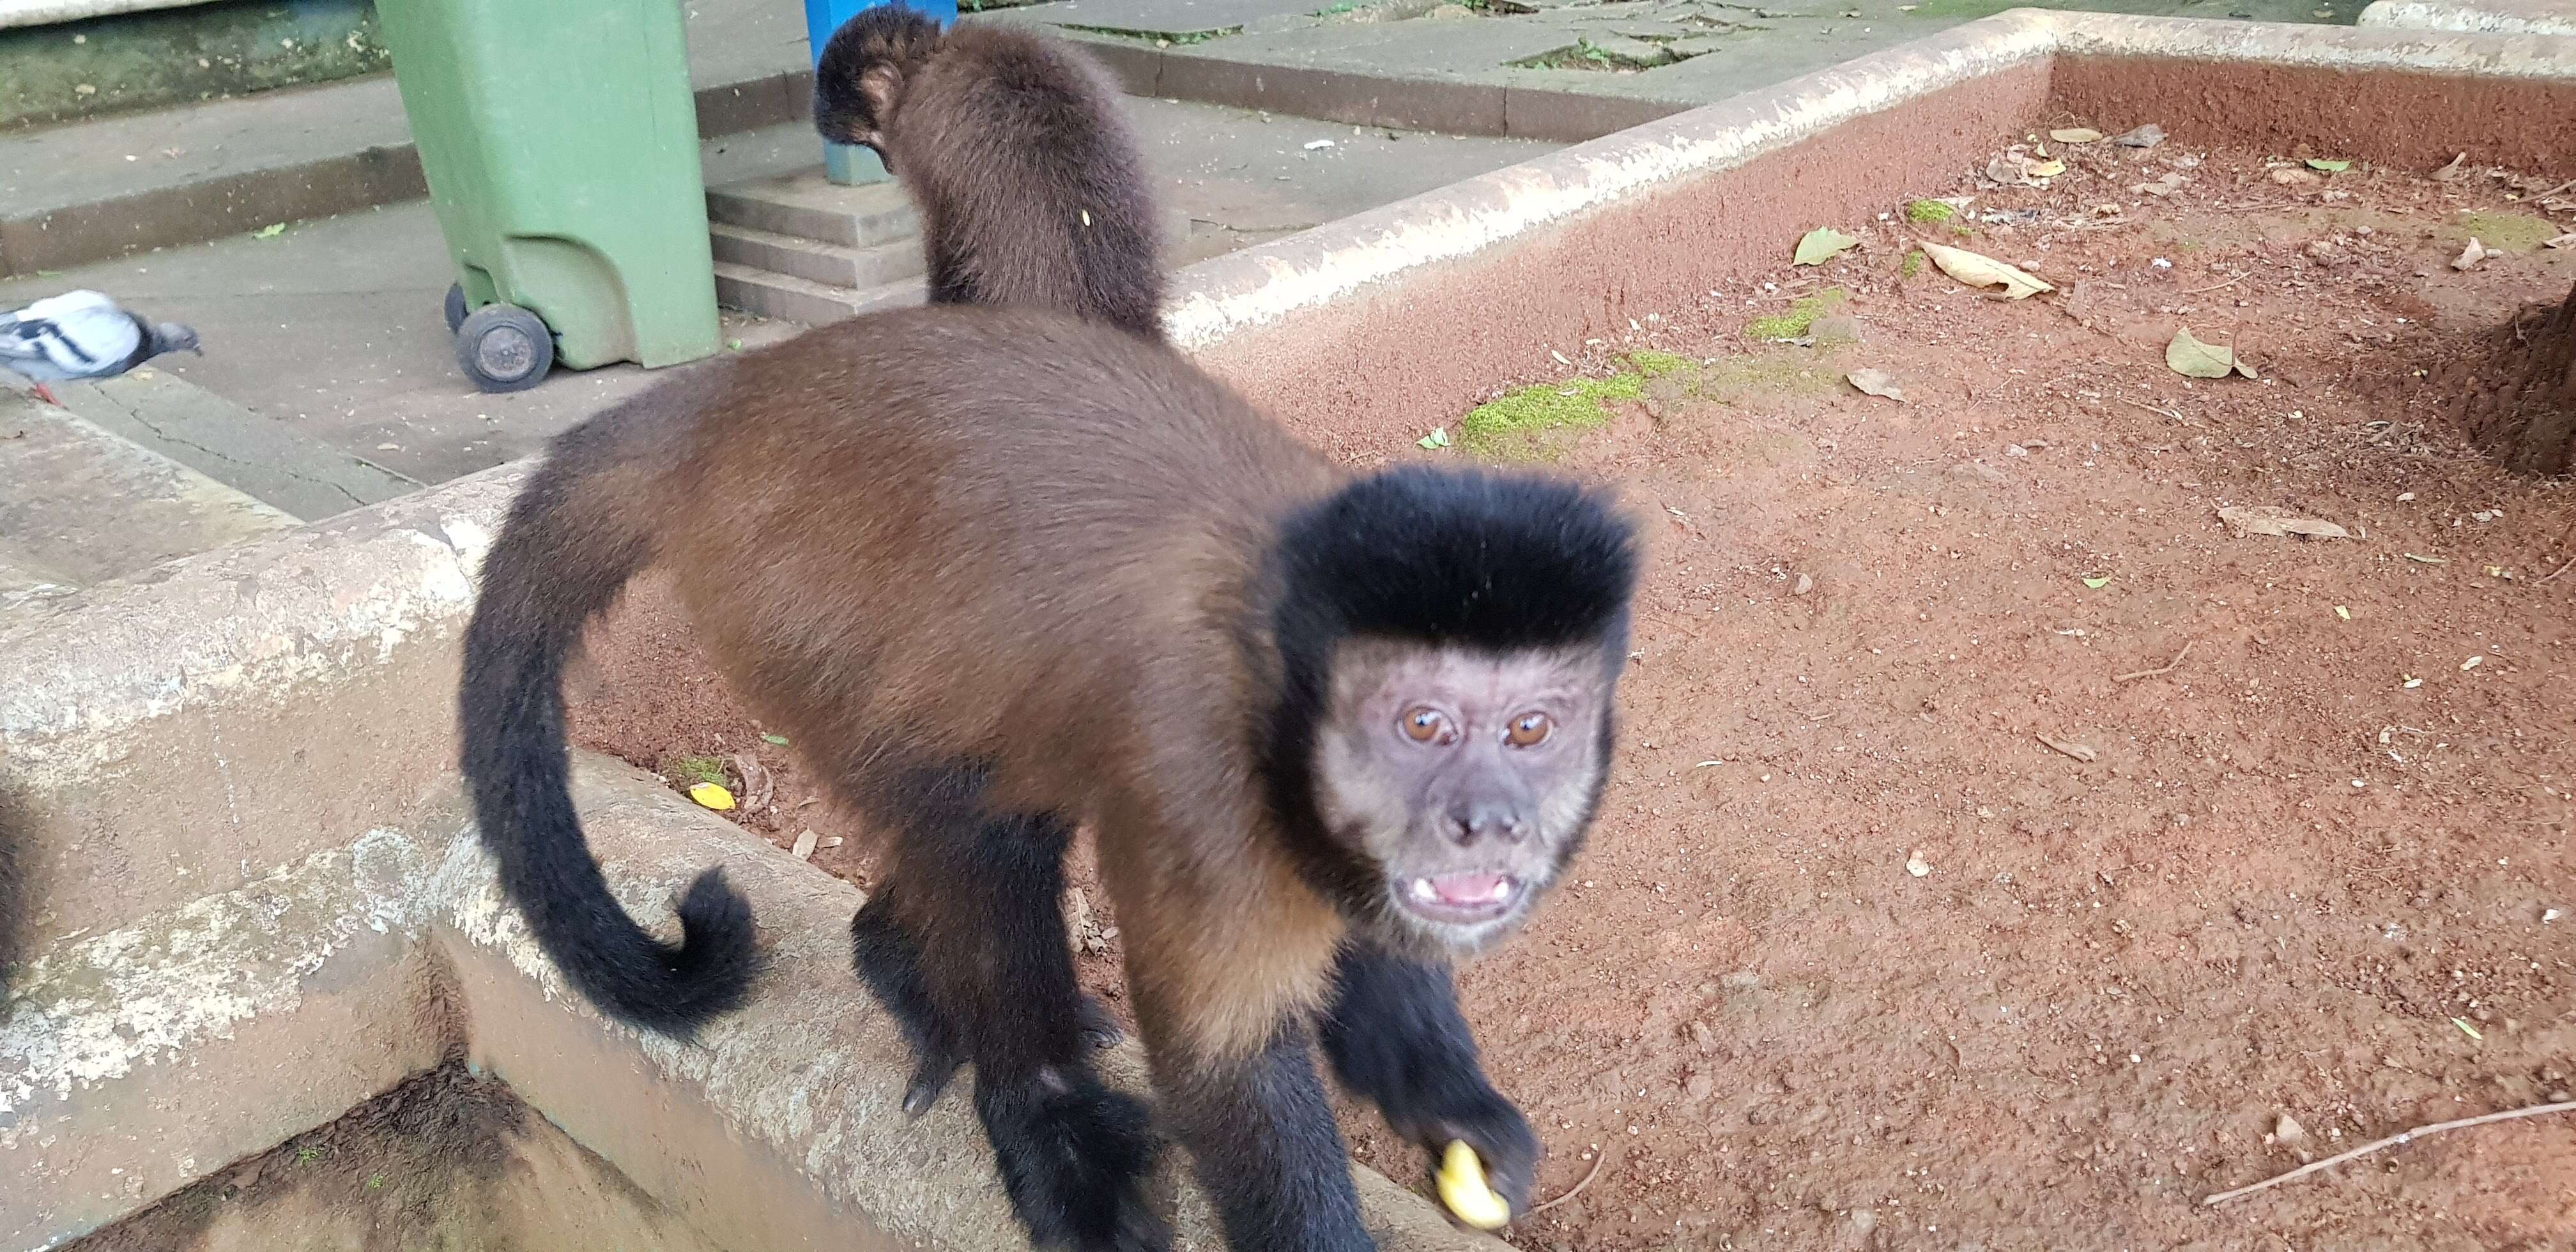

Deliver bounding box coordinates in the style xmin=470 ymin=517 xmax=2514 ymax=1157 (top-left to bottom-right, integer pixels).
xmin=895 ymin=25 xmax=1161 ymax=326
xmin=618 ymin=306 xmax=1335 ymax=820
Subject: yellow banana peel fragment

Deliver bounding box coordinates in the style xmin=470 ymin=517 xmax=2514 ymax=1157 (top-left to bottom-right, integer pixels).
xmin=1436 ymin=1140 xmax=1510 ymax=1231
xmin=687 ymin=782 xmax=737 ymax=811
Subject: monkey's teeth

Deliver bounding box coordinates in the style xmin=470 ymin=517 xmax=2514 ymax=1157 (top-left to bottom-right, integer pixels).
xmin=1485 ymin=878 xmax=1514 ymax=903
xmin=1409 ymin=878 xmax=1439 ymax=904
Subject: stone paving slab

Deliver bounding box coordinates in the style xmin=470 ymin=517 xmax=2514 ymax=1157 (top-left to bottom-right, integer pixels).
xmin=53 ymin=367 xmax=422 ymax=520
xmin=0 ymin=391 xmax=294 ymax=592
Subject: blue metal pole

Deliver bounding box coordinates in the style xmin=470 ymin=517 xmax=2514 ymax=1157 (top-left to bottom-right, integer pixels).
xmin=804 ymin=0 xmax=958 ymax=185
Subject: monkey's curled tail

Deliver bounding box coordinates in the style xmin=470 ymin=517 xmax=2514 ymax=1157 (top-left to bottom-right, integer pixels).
xmin=457 ymin=418 xmax=758 ymax=1037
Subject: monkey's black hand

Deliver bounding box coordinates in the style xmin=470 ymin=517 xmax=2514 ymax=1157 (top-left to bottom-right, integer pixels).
xmin=1402 ymin=1084 xmax=1540 ymax=1219
xmin=1318 ymin=942 xmax=1541 ymax=1218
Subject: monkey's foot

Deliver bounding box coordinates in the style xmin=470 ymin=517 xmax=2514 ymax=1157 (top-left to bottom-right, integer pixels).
xmin=977 ymin=1067 xmax=1170 ymax=1252
xmin=32 ymin=383 xmax=59 ymax=406
xmin=896 ymin=993 xmax=1123 ymax=1117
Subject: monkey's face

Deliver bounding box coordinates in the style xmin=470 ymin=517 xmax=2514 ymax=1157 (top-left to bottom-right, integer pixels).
xmin=1310 ymin=639 xmax=1616 ymax=956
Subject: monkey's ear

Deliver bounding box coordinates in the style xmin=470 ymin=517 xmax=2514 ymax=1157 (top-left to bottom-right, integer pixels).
xmin=859 ymin=64 xmax=905 ymax=123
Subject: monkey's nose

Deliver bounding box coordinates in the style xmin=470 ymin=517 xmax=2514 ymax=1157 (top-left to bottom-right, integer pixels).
xmin=1444 ymin=802 xmax=1528 ymax=846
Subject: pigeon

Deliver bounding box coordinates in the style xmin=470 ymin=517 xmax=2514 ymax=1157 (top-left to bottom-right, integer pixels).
xmin=0 ymin=289 xmax=202 ymax=406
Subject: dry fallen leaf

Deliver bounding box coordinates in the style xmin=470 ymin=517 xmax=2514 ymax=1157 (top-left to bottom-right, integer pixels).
xmin=2133 ymin=171 xmax=2189 ymax=197
xmin=2269 ymin=167 xmax=2322 ymax=186
xmin=1919 ymin=241 xmax=2053 ymax=300
xmin=1795 ymin=226 xmax=1860 ymax=265
xmin=2050 ymin=127 xmax=2105 ymax=144
xmin=1846 ymin=369 xmax=1908 ymax=403
xmin=2545 ymin=232 xmax=2576 ymax=250
xmin=791 ymin=828 xmax=819 ymax=859
xmin=2219 ymin=505 xmax=2350 ymax=539
xmin=2275 ymin=1114 xmax=2308 ymax=1147
xmin=2431 ymin=152 xmax=2469 ymax=181
xmin=2112 ymin=123 xmax=2166 ymax=149
xmin=1984 ymin=146 xmax=2064 ymax=187
xmin=2453 ymin=237 xmax=2492 ymax=270
xmin=2166 ymin=328 xmax=2257 ymax=379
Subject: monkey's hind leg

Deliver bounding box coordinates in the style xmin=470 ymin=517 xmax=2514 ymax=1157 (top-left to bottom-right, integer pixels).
xmin=851 ymin=883 xmax=966 ymax=1115
xmin=852 ymin=883 xmax=1124 ymax=1116
xmin=871 ymin=799 xmax=1168 ymax=1252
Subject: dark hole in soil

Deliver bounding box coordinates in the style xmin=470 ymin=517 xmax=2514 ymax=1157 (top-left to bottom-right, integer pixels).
xmin=2448 ymin=280 xmax=2576 ymax=475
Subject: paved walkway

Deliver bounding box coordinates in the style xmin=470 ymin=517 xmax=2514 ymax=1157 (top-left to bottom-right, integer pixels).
xmin=0 ymin=105 xmax=1554 ymax=486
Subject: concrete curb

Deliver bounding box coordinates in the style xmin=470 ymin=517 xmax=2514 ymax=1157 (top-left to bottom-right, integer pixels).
xmin=1161 ymin=8 xmax=2576 ymax=355
xmin=2358 ymin=0 xmax=2576 ymax=35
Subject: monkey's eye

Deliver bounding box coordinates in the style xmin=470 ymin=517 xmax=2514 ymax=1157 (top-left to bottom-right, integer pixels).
xmin=1505 ymin=712 xmax=1554 ymax=747
xmin=1399 ymin=706 xmax=1455 ymax=745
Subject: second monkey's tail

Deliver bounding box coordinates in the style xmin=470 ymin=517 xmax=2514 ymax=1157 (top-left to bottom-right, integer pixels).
xmin=457 ymin=408 xmax=758 ymax=1036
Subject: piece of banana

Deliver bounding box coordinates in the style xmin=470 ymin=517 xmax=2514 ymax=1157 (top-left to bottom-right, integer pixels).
xmin=1436 ymin=1140 xmax=1510 ymax=1231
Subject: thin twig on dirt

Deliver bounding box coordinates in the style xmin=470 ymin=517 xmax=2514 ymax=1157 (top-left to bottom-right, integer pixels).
xmin=2533 ymin=175 xmax=2576 ymax=201
xmin=2542 ymin=519 xmax=2576 ymax=584
xmin=2120 ymin=397 xmax=2187 ymax=422
xmin=2182 ymin=272 xmax=2247 ymax=295
xmin=2202 ymin=1100 xmax=2576 ymax=1206
xmin=1530 ymin=1152 xmax=1608 ymax=1215
xmin=2114 ymin=640 xmax=2196 ymax=683
xmin=2036 ymin=733 xmax=2097 ymax=763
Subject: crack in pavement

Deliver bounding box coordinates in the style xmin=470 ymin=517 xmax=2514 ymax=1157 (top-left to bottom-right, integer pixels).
xmin=92 ymin=390 xmax=375 ymax=510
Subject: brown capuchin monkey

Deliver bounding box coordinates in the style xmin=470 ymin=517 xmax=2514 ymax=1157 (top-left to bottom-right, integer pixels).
xmin=457 ymin=305 xmax=1639 ymax=1252
xmin=811 ymin=7 xmax=1165 ymax=340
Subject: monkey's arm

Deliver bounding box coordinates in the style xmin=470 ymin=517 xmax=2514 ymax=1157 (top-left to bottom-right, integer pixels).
xmin=1317 ymin=942 xmax=1540 ymax=1217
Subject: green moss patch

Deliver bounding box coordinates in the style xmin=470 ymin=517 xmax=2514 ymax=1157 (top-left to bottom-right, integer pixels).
xmin=1745 ymin=287 xmax=1849 ymax=341
xmin=2453 ymin=210 xmax=2561 ymax=252
xmin=1460 ymin=373 xmax=1642 ymax=458
xmin=662 ymin=755 xmax=730 ymax=788
xmin=1904 ymin=199 xmax=1957 ymax=224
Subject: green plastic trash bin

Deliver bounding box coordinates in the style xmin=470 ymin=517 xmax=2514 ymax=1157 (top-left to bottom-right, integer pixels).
xmin=379 ymin=0 xmax=721 ymax=393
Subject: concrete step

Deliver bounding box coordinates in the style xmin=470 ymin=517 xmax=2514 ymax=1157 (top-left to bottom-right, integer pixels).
xmin=712 ymin=263 xmax=924 ymax=326
xmin=52 ymin=368 xmax=422 ymax=521
xmin=0 ymin=392 xmax=298 ymax=595
xmin=709 ymin=223 xmax=926 ymax=292
xmin=705 ymin=174 xmax=920 ymax=250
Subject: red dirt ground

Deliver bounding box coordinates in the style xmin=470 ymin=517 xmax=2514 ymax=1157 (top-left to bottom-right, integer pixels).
xmin=567 ymin=139 xmax=2575 ymax=1251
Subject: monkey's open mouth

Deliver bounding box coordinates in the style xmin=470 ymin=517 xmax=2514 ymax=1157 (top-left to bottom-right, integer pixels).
xmin=1398 ymin=873 xmax=1521 ymax=924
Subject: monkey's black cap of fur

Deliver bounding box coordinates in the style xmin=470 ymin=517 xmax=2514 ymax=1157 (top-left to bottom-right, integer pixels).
xmin=1270 ymin=466 xmax=1640 ymax=658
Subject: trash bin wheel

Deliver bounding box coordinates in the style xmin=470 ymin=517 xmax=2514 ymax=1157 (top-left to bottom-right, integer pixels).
xmin=455 ymin=303 xmax=553 ymax=393
xmin=443 ymin=282 xmax=469 ymax=334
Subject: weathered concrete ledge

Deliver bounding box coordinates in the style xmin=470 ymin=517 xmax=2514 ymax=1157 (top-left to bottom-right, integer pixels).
xmin=0 ymin=392 xmax=295 ymax=598
xmin=1 ymin=747 xmax=1506 ymax=1251
xmin=2359 ymin=0 xmax=2576 ymax=36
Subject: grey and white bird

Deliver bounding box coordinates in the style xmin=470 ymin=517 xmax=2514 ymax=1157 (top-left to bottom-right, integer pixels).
xmin=0 ymin=289 xmax=202 ymax=406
